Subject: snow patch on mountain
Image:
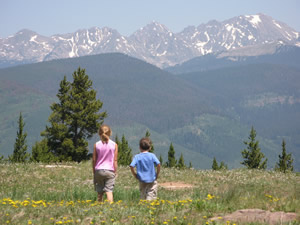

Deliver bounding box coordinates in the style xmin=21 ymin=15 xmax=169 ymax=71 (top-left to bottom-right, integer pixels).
xmin=246 ymin=14 xmax=262 ymax=27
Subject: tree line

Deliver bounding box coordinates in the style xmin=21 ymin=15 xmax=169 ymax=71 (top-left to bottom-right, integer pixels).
xmin=211 ymin=126 xmax=294 ymax=172
xmin=1 ymin=67 xmax=294 ymax=173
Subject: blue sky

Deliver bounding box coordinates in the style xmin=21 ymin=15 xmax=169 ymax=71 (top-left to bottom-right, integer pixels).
xmin=1 ymin=0 xmax=300 ymax=38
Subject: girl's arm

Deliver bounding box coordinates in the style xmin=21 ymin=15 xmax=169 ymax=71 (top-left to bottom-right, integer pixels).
xmin=114 ymin=144 xmax=118 ymax=175
xmin=92 ymin=143 xmax=97 ymax=174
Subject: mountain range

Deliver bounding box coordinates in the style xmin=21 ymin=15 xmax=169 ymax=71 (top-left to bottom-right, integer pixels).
xmin=1 ymin=13 xmax=299 ymax=171
xmin=1 ymin=13 xmax=299 ymax=68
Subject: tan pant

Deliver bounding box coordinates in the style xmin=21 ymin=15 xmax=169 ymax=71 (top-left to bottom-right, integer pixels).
xmin=94 ymin=169 xmax=115 ymax=193
xmin=139 ymin=180 xmax=158 ymax=200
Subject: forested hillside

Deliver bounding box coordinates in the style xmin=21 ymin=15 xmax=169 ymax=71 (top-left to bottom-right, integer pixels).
xmin=175 ymin=64 xmax=300 ymax=169
xmin=0 ymin=53 xmax=299 ymax=170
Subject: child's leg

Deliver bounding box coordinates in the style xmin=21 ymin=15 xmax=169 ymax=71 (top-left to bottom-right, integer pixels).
xmin=97 ymin=192 xmax=104 ymax=202
xmin=139 ymin=182 xmax=147 ymax=199
xmin=145 ymin=181 xmax=158 ymax=200
xmin=106 ymin=192 xmax=113 ymax=202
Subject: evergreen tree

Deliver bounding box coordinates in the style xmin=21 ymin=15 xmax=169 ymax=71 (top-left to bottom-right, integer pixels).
xmin=115 ymin=135 xmax=120 ymax=146
xmin=159 ymin=154 xmax=163 ymax=166
xmin=0 ymin=155 xmax=4 ymax=162
xmin=42 ymin=68 xmax=107 ymax=162
xmin=188 ymin=161 xmax=193 ymax=169
xmin=276 ymin=139 xmax=294 ymax=173
xmin=219 ymin=161 xmax=228 ymax=170
xmin=241 ymin=126 xmax=267 ymax=169
xmin=118 ymin=135 xmax=132 ymax=166
xmin=9 ymin=112 xmax=29 ymax=163
xmin=167 ymin=143 xmax=176 ymax=167
xmin=212 ymin=157 xmax=228 ymax=170
xmin=145 ymin=130 xmax=154 ymax=153
xmin=212 ymin=157 xmax=219 ymax=170
xmin=30 ymin=139 xmax=57 ymax=163
xmin=177 ymin=153 xmax=186 ymax=169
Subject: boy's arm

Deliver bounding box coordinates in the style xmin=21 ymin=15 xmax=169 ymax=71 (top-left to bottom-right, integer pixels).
xmin=130 ymin=166 xmax=138 ymax=179
xmin=156 ymin=164 xmax=161 ymax=180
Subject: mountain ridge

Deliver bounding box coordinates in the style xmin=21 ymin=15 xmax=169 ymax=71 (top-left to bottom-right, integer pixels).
xmin=166 ymin=44 xmax=300 ymax=73
xmin=1 ymin=13 xmax=299 ymax=68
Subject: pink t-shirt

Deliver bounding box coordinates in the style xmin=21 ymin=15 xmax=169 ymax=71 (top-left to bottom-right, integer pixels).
xmin=94 ymin=139 xmax=116 ymax=171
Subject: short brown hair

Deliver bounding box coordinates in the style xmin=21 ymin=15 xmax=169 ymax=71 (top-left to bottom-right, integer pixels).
xmin=139 ymin=137 xmax=152 ymax=151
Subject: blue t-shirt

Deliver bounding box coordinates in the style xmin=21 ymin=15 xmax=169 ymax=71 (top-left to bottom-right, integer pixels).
xmin=130 ymin=152 xmax=160 ymax=183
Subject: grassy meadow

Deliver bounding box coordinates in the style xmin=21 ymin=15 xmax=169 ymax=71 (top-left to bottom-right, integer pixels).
xmin=0 ymin=162 xmax=299 ymax=225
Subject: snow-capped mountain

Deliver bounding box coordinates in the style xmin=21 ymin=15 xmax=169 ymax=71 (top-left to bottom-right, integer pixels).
xmin=179 ymin=14 xmax=299 ymax=55
xmin=0 ymin=14 xmax=299 ymax=68
xmin=129 ymin=22 xmax=194 ymax=67
xmin=45 ymin=27 xmax=138 ymax=61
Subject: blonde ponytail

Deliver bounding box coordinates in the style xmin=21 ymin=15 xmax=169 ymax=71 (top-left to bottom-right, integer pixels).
xmin=99 ymin=125 xmax=111 ymax=143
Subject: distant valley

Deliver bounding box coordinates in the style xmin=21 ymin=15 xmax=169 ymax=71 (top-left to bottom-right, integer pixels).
xmin=0 ymin=49 xmax=299 ymax=170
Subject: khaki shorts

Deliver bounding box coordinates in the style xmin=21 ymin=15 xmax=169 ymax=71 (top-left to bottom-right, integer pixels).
xmin=139 ymin=180 xmax=158 ymax=200
xmin=94 ymin=169 xmax=115 ymax=193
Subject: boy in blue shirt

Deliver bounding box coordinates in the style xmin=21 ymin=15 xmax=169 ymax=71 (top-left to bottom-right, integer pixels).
xmin=130 ymin=137 xmax=161 ymax=200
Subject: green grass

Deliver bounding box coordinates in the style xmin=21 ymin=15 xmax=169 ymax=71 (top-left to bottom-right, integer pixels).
xmin=0 ymin=162 xmax=299 ymax=225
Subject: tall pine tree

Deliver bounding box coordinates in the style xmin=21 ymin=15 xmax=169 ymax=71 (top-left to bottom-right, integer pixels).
xmin=241 ymin=126 xmax=267 ymax=169
xmin=9 ymin=112 xmax=29 ymax=163
xmin=42 ymin=68 xmax=107 ymax=162
xmin=177 ymin=153 xmax=186 ymax=169
xmin=212 ymin=157 xmax=219 ymax=170
xmin=276 ymin=139 xmax=294 ymax=173
xmin=167 ymin=143 xmax=176 ymax=168
xmin=117 ymin=134 xmax=132 ymax=166
xmin=145 ymin=130 xmax=154 ymax=153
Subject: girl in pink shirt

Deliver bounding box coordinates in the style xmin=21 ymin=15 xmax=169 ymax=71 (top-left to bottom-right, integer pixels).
xmin=92 ymin=125 xmax=118 ymax=202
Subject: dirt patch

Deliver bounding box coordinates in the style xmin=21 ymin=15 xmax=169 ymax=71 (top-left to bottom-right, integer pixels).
xmin=211 ymin=209 xmax=299 ymax=225
xmin=159 ymin=182 xmax=194 ymax=189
